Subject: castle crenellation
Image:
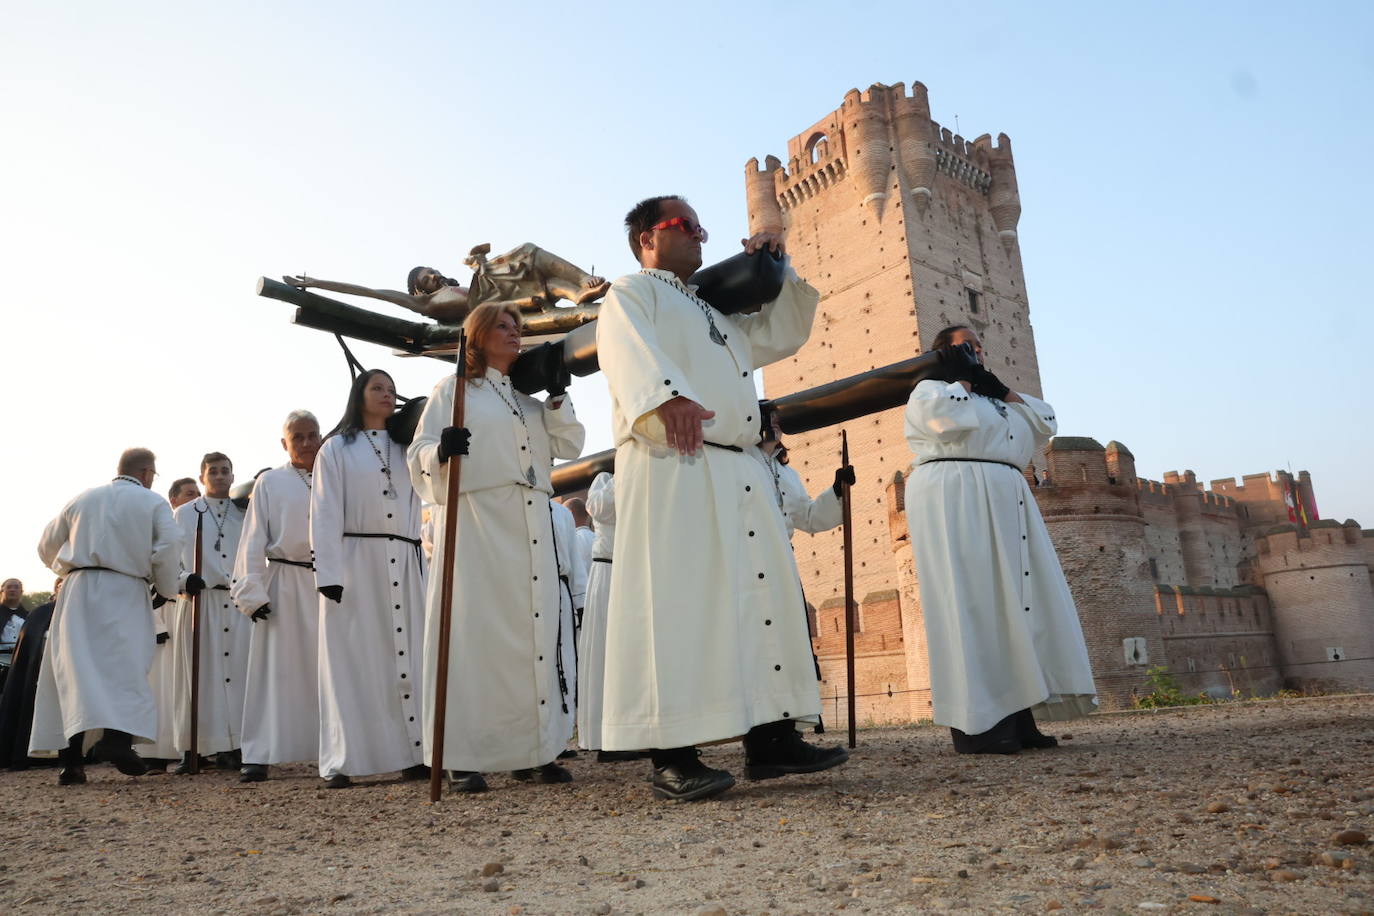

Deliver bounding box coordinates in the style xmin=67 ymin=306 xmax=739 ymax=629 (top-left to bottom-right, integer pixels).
xmin=752 ymin=80 xmax=1374 ymax=726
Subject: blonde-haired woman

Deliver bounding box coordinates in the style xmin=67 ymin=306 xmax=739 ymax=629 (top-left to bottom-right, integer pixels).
xmin=408 ymin=302 xmax=585 ymax=792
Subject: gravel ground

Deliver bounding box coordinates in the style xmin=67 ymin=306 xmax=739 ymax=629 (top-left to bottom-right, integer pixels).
xmin=1 ymin=695 xmax=1371 ymax=915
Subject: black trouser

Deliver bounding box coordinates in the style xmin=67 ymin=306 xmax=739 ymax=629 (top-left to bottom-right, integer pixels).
xmin=651 ymin=720 xmax=794 ymax=768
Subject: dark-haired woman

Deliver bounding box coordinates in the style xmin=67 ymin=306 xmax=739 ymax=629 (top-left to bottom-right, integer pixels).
xmin=408 ymin=302 xmax=585 ymax=792
xmin=903 ymin=326 xmax=1096 ymax=754
xmin=310 ymin=369 xmax=428 ymax=787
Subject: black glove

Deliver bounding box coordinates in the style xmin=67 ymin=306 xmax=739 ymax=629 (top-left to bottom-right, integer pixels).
xmin=438 ymin=426 xmax=471 ymax=463
xmin=184 ymin=573 xmax=206 ymax=597
xmin=832 ymin=464 xmax=856 ymax=498
xmin=935 ymin=341 xmax=980 ymax=382
xmin=152 ymin=593 xmax=169 ymax=609
xmin=156 ymin=632 xmax=170 ymax=645
xmin=319 ymin=585 xmax=344 ymax=604
xmin=509 ymin=341 xmax=570 ymax=396
xmin=250 ymin=604 xmax=272 ymax=622
xmin=968 ymin=364 xmax=1011 ymax=402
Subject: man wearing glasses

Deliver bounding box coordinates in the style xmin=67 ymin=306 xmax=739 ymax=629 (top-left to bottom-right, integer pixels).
xmin=594 ymin=196 xmax=848 ymax=801
xmin=31 ymin=448 xmax=182 ymax=784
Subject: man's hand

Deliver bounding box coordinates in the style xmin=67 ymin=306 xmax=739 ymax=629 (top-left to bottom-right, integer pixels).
xmin=184 ymin=573 xmax=206 ymax=597
xmin=250 ymin=604 xmax=272 ymax=622
xmin=319 ymin=585 xmax=344 ymax=604
xmin=655 ymin=396 xmax=715 ymax=455
xmin=742 ymin=231 xmax=785 ymax=257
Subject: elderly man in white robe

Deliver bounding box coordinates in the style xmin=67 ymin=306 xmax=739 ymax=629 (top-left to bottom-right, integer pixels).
xmin=32 ymin=448 xmax=182 ymax=785
xmin=903 ymin=326 xmax=1097 ymax=754
xmin=595 ymin=195 xmax=849 ymax=801
xmin=313 ymin=368 xmax=429 ymax=789
xmin=231 ymin=411 xmax=323 ymax=783
xmin=170 ymin=452 xmax=249 ymax=773
xmin=409 ymin=302 xmax=585 ymax=793
xmin=142 ymin=477 xmax=200 ymax=770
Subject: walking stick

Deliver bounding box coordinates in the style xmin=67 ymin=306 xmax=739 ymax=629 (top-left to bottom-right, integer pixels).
xmin=840 ymin=430 xmax=857 ymax=750
xmin=430 ymin=331 xmax=467 ymax=803
xmin=189 ymin=505 xmax=205 ymax=775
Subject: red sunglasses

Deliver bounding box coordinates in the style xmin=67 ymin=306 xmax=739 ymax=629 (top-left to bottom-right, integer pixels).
xmin=649 ymin=216 xmax=708 ymax=242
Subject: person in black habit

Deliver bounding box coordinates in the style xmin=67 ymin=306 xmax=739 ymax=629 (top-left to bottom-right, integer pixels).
xmin=0 ymin=578 xmax=61 ymax=769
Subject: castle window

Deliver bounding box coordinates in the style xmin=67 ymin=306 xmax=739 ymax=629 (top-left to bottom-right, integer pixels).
xmin=967 ymin=288 xmax=980 ymax=313
xmin=1148 ymin=558 xmax=1159 ymax=580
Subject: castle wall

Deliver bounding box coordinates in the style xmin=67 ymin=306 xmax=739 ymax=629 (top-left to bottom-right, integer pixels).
xmin=1257 ymin=521 xmax=1374 ymax=691
xmin=1154 ymin=587 xmax=1282 ymax=697
xmin=812 ymin=592 xmax=911 ymax=725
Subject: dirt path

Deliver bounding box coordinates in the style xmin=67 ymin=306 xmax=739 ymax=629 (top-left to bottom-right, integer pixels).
xmin=2 ymin=695 xmax=1371 ymax=914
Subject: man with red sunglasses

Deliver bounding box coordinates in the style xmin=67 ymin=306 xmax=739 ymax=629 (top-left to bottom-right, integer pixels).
xmin=594 ymin=195 xmax=848 ymax=801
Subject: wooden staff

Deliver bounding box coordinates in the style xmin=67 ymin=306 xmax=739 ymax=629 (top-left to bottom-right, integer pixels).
xmin=189 ymin=506 xmax=205 ymax=775
xmin=840 ymin=430 xmax=857 ymax=750
xmin=429 ymin=331 xmax=467 ymax=803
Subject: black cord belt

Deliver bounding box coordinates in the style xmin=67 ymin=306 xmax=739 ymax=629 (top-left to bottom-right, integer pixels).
xmin=704 ymin=441 xmax=744 ymax=452
xmin=918 ymin=457 xmax=1022 ymax=472
xmin=68 ymin=565 xmax=118 ymax=575
xmin=268 ymin=557 xmax=315 ymax=570
xmin=344 ymin=532 xmax=422 ymax=548
xmin=592 ymin=557 xmax=612 ymax=565
xmin=211 ymin=584 xmax=230 ymax=591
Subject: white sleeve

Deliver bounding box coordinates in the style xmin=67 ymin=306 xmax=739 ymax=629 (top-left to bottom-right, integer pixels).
xmin=309 ymin=441 xmax=345 ymax=591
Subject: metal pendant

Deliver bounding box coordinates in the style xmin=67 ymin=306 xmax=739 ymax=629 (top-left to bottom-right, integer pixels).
xmin=525 ymin=466 xmax=537 ymax=486
xmin=708 ymin=325 xmax=727 ymax=346
xmin=213 ymin=537 xmax=222 ymax=552
xmin=382 ymin=487 xmax=398 ymax=500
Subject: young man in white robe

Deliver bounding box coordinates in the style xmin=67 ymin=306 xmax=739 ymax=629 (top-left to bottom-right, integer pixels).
xmin=751 ymin=410 xmax=852 ymax=539
xmin=562 ymin=497 xmax=595 ymax=593
xmin=31 ymin=448 xmax=182 ymax=784
xmin=231 ymin=411 xmax=323 ymax=782
xmin=142 ymin=477 xmax=201 ymax=770
xmin=170 ymin=452 xmax=249 ymax=773
xmin=594 ymin=195 xmax=849 ymax=801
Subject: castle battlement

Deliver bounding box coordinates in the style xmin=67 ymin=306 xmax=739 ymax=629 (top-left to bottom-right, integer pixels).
xmin=1255 ymin=519 xmax=1365 ymax=568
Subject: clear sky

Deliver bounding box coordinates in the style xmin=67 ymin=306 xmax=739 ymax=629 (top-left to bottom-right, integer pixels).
xmin=2 ymin=1 xmax=1371 ymax=593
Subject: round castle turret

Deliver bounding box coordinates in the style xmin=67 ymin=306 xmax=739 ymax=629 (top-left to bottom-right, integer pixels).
xmin=1255 ymin=519 xmax=1374 ymax=691
xmin=745 ymin=155 xmax=784 ymax=236
xmin=841 ymin=86 xmax=893 ymax=218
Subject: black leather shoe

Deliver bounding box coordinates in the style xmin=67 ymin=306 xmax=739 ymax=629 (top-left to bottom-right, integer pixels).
xmin=651 ymin=757 xmax=735 ymax=802
xmin=239 ymin=764 xmax=268 ymax=783
xmin=322 ymin=774 xmax=352 ymax=789
xmin=91 ymin=738 xmax=150 ymax=776
xmin=744 ymin=730 xmax=849 ymax=780
xmin=214 ymin=751 xmax=239 ymax=771
xmin=951 ymin=713 xmax=1021 ymax=755
xmin=144 ymin=758 xmax=170 ymax=773
xmin=58 ymin=766 xmax=87 ymax=785
xmin=400 ymin=764 xmax=430 ymax=781
xmin=1015 ymin=709 xmax=1059 ymax=749
xmin=511 ymin=762 xmax=573 ymax=784
xmin=447 ymin=771 xmax=489 ymax=793
xmin=596 ymin=749 xmax=647 ymax=763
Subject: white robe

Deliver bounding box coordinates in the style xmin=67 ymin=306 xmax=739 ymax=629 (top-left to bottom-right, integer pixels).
xmin=30 ymin=478 xmax=182 ymax=751
xmin=575 ymin=472 xmax=615 ymax=749
xmin=903 ymin=381 xmax=1098 ymax=734
xmin=231 ymin=464 xmax=320 ymax=765
xmin=754 ymin=449 xmax=842 ymax=537
xmin=573 ymin=526 xmax=595 ymax=592
xmin=170 ymin=496 xmax=249 ymax=754
xmin=408 ymin=370 xmax=585 ymax=773
xmin=595 ymin=266 xmax=823 ymax=750
xmin=144 ymin=600 xmax=178 ymax=758
xmin=311 ymin=429 xmax=427 ymax=778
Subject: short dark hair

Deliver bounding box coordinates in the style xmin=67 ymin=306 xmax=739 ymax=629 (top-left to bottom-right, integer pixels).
xmin=200 ymin=452 xmax=232 ymax=474
xmin=406 ymin=266 xmax=429 ymax=296
xmin=928 ymin=325 xmax=972 ymax=352
xmin=168 ymin=477 xmax=197 ymax=500
xmin=624 ymin=195 xmax=685 ymax=262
